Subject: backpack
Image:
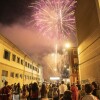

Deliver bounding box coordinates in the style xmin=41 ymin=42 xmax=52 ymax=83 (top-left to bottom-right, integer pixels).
xmin=0 ymin=86 xmax=10 ymax=100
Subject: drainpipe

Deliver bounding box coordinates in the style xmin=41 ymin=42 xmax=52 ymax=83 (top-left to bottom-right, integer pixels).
xmin=32 ymin=61 xmax=33 ymax=83
xmin=23 ymin=55 xmax=26 ymax=85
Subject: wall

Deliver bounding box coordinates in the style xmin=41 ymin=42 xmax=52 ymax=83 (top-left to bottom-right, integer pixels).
xmin=0 ymin=34 xmax=41 ymax=87
xmin=75 ymin=0 xmax=100 ymax=84
xmin=75 ymin=0 xmax=99 ymax=45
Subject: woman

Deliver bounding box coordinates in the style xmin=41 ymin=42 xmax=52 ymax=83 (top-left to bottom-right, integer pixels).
xmin=70 ymin=83 xmax=78 ymax=100
xmin=21 ymin=85 xmax=29 ymax=100
xmin=30 ymin=82 xmax=39 ymax=100
xmin=60 ymin=90 xmax=72 ymax=100
xmin=91 ymin=82 xmax=98 ymax=97
xmin=40 ymin=83 xmax=48 ymax=98
xmin=79 ymin=85 xmax=85 ymax=100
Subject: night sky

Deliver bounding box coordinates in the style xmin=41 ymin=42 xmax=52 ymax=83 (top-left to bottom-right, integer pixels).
xmin=0 ymin=0 xmax=77 ymax=78
xmin=0 ymin=0 xmax=34 ymax=25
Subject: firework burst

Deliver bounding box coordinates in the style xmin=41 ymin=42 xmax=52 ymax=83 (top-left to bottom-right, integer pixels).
xmin=30 ymin=0 xmax=77 ymax=39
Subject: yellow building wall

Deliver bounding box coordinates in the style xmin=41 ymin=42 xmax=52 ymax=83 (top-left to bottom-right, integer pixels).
xmin=76 ymin=0 xmax=100 ymax=84
xmin=0 ymin=63 xmax=23 ymax=86
xmin=78 ymin=28 xmax=100 ymax=84
xmin=0 ymin=34 xmax=41 ymax=87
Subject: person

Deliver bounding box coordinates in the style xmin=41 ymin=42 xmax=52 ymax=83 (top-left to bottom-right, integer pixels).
xmin=48 ymin=83 xmax=53 ymax=98
xmin=70 ymin=83 xmax=78 ymax=100
xmin=30 ymin=82 xmax=39 ymax=100
xmin=82 ymin=84 xmax=98 ymax=100
xmin=40 ymin=83 xmax=48 ymax=98
xmin=21 ymin=85 xmax=29 ymax=100
xmin=13 ymin=83 xmax=21 ymax=100
xmin=67 ymin=83 xmax=70 ymax=90
xmin=76 ymin=81 xmax=81 ymax=90
xmin=52 ymin=84 xmax=59 ymax=100
xmin=0 ymin=81 xmax=11 ymax=100
xmin=91 ymin=82 xmax=98 ymax=97
xmin=59 ymin=81 xmax=67 ymax=98
xmin=60 ymin=90 xmax=72 ymax=100
xmin=78 ymin=85 xmax=85 ymax=100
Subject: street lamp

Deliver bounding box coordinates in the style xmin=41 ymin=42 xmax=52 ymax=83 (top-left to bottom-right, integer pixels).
xmin=65 ymin=43 xmax=71 ymax=49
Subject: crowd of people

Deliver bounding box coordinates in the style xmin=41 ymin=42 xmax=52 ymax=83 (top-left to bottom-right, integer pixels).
xmin=0 ymin=80 xmax=100 ymax=100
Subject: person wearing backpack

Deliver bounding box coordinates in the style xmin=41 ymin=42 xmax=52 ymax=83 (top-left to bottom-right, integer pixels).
xmin=0 ymin=81 xmax=11 ymax=100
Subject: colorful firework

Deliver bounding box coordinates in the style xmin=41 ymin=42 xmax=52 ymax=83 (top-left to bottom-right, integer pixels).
xmin=30 ymin=0 xmax=76 ymax=39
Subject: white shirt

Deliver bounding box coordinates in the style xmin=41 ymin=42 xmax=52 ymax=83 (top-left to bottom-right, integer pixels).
xmin=59 ymin=84 xmax=67 ymax=94
xmin=82 ymin=94 xmax=98 ymax=100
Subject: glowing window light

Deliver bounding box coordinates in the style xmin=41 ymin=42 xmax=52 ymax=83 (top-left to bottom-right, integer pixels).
xmin=50 ymin=77 xmax=60 ymax=80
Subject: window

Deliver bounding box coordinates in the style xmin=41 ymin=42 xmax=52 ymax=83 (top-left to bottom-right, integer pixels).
xmin=15 ymin=73 xmax=19 ymax=78
xmin=36 ymin=67 xmax=37 ymax=71
xmin=33 ymin=66 xmax=34 ymax=70
xmin=24 ymin=75 xmax=26 ymax=79
xmin=21 ymin=59 xmax=23 ymax=65
xmin=10 ymin=72 xmax=14 ymax=78
xmin=17 ymin=57 xmax=20 ymax=63
xmin=34 ymin=77 xmax=36 ymax=80
xmin=33 ymin=77 xmax=35 ymax=80
xmin=30 ymin=76 xmax=31 ymax=80
xmin=28 ymin=63 xmax=30 ymax=68
xmin=26 ymin=75 xmax=29 ymax=79
xmin=12 ymin=54 xmax=16 ymax=61
xmin=37 ymin=69 xmax=39 ymax=73
xmin=3 ymin=50 xmax=10 ymax=60
xmin=38 ymin=78 xmax=40 ymax=81
xmin=30 ymin=65 xmax=32 ymax=69
xmin=25 ymin=62 xmax=27 ymax=67
xmin=20 ymin=74 xmax=22 ymax=79
xmin=73 ymin=50 xmax=78 ymax=55
xmin=2 ymin=70 xmax=8 ymax=77
xmin=34 ymin=67 xmax=36 ymax=71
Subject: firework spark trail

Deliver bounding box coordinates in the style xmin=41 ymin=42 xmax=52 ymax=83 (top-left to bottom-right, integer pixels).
xmin=30 ymin=0 xmax=77 ymax=39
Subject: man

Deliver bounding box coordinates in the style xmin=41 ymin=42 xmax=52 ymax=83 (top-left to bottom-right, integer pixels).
xmin=59 ymin=81 xmax=67 ymax=98
xmin=82 ymin=84 xmax=98 ymax=100
xmin=91 ymin=81 xmax=99 ymax=99
xmin=0 ymin=81 xmax=10 ymax=100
